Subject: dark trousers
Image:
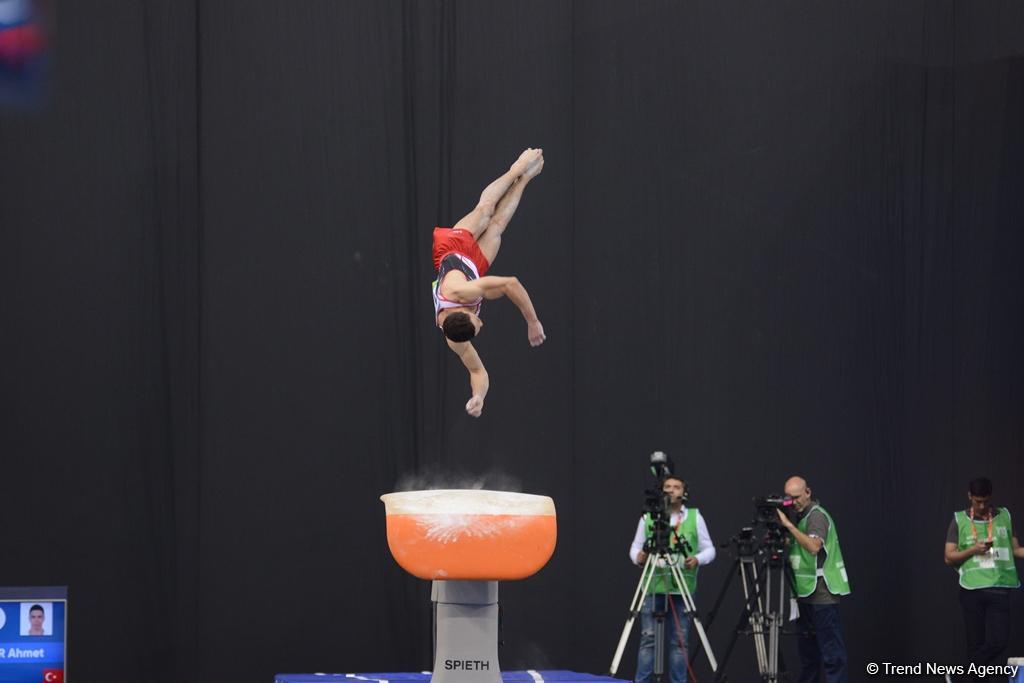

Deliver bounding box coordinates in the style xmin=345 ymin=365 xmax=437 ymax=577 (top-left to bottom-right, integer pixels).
xmin=796 ymin=602 xmax=848 ymax=683
xmin=959 ymin=588 xmax=1011 ymax=670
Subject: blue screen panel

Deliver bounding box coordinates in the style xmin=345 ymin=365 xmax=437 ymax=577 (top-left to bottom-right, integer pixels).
xmin=0 ymin=587 xmax=67 ymax=683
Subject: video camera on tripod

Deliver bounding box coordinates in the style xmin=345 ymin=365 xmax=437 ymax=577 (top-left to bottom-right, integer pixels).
xmin=609 ymin=452 xmax=717 ymax=682
xmin=641 ymin=452 xmax=691 ymax=556
xmin=701 ymin=495 xmax=801 ymax=682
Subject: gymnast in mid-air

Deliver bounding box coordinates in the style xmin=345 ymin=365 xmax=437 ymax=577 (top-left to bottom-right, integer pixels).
xmin=431 ymin=148 xmax=546 ymax=417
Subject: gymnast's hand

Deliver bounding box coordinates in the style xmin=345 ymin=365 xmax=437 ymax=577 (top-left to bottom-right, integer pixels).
xmin=465 ymin=395 xmax=485 ymax=418
xmin=528 ymin=320 xmax=546 ymax=347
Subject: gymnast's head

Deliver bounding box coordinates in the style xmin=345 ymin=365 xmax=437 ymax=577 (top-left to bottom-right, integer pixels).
xmin=442 ymin=311 xmax=483 ymax=342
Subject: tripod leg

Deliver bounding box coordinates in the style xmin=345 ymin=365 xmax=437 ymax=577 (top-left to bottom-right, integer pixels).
xmin=668 ymin=561 xmax=718 ymax=672
xmin=610 ymin=554 xmax=658 ymax=676
xmin=766 ymin=561 xmax=788 ymax=682
xmin=712 ymin=599 xmax=754 ymax=682
xmin=744 ymin=562 xmax=769 ymax=676
xmin=703 ymin=558 xmax=740 ymax=629
xmin=776 ymin=566 xmax=787 ymax=680
xmin=653 ymin=595 xmax=666 ymax=682
xmin=690 ymin=557 xmax=740 ymax=674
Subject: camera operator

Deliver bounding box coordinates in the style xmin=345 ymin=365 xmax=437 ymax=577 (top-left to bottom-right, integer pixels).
xmin=628 ymin=475 xmax=716 ymax=683
xmin=943 ymin=477 xmax=1023 ymax=673
xmin=775 ymin=476 xmax=851 ymax=683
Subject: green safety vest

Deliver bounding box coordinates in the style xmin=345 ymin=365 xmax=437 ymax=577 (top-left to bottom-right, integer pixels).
xmin=642 ymin=509 xmax=699 ymax=595
xmin=955 ymin=508 xmax=1020 ymax=590
xmin=788 ymin=504 xmax=851 ymax=598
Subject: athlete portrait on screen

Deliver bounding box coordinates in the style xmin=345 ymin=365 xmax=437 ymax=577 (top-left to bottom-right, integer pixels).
xmin=24 ymin=603 xmax=48 ymax=636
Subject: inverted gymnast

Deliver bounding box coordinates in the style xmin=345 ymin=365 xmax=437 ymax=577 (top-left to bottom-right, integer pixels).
xmin=431 ymin=148 xmax=546 ymax=417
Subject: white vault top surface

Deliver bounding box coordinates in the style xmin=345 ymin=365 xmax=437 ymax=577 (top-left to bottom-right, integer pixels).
xmin=380 ymin=489 xmax=555 ymax=516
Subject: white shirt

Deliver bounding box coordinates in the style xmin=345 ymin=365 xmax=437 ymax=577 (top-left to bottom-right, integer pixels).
xmin=629 ymin=507 xmax=716 ymax=566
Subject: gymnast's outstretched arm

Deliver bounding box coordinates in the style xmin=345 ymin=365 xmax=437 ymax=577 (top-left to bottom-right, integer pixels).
xmin=446 ymin=275 xmax=546 ymax=347
xmin=447 ymin=338 xmax=489 ymax=417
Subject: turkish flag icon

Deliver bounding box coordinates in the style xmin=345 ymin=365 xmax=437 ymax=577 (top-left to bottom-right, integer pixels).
xmin=43 ymin=670 xmax=64 ymax=683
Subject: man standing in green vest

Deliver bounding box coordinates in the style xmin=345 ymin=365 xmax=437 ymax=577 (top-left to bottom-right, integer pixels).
xmin=776 ymin=476 xmax=851 ymax=683
xmin=943 ymin=477 xmax=1024 ymax=671
xmin=629 ymin=474 xmax=716 ymax=683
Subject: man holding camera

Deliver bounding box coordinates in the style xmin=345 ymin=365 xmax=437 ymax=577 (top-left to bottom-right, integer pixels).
xmin=629 ymin=475 xmax=716 ymax=683
xmin=776 ymin=476 xmax=851 ymax=683
xmin=943 ymin=477 xmax=1023 ymax=672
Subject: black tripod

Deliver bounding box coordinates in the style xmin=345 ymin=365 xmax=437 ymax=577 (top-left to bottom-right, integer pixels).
xmin=693 ymin=525 xmax=795 ymax=682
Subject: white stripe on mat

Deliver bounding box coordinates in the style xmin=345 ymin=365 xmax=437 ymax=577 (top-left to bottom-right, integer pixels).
xmin=345 ymin=675 xmax=389 ymax=682
xmin=526 ymin=671 xmax=545 ymax=682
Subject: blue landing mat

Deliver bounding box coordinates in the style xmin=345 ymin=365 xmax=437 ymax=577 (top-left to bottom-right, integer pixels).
xmin=276 ymin=672 xmax=627 ymax=682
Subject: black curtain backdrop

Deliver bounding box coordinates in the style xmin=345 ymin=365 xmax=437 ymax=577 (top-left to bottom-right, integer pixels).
xmin=1 ymin=2 xmax=1022 ymax=682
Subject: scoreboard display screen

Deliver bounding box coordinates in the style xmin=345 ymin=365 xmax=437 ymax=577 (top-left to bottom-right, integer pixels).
xmin=0 ymin=588 xmax=66 ymax=683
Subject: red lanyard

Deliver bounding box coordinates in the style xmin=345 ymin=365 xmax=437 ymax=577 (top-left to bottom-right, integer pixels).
xmin=968 ymin=508 xmax=993 ymax=544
